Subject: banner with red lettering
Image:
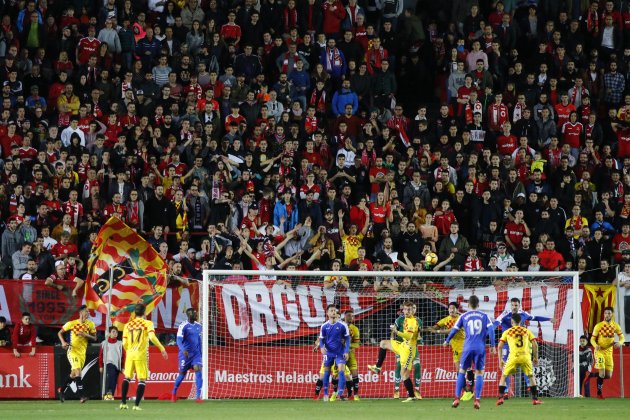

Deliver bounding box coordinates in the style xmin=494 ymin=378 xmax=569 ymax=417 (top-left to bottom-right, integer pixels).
xmin=0 ymin=280 xmax=198 ymax=332
xmin=214 ymin=281 xmax=579 ymax=346
xmin=0 ymin=348 xmax=55 ymax=398
xmin=214 ymin=280 xmax=395 ymax=345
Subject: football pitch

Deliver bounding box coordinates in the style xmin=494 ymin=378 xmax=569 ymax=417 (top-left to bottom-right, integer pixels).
xmin=0 ymin=398 xmax=626 ymax=420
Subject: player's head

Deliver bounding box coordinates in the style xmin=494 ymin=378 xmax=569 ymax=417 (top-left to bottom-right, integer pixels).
xmin=402 ymin=301 xmax=414 ymax=317
xmin=604 ymin=306 xmax=614 ymax=322
xmin=511 ymin=313 xmax=521 ymax=326
xmin=468 ymin=295 xmax=480 ymax=309
xmin=109 ymin=326 xmax=119 ymax=338
xmin=78 ymin=305 xmax=89 ymax=321
xmin=344 ymin=309 xmax=354 ymax=324
xmin=448 ymin=301 xmax=459 ymax=316
xmin=134 ymin=303 xmax=146 ymax=317
xmin=510 ymin=297 xmax=521 ymax=313
xmin=326 ymin=304 xmax=338 ymax=320
xmin=580 ymin=335 xmax=588 ymax=347
xmin=186 ymin=308 xmax=198 ymax=322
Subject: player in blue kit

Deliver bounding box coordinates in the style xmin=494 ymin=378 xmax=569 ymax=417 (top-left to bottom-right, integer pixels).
xmin=171 ymin=308 xmax=203 ymax=403
xmin=319 ymin=304 xmax=351 ymax=402
xmin=494 ymin=298 xmax=554 ymax=395
xmin=445 ymin=295 xmax=496 ymax=410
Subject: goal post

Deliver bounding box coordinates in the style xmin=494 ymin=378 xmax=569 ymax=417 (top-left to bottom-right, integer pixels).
xmin=201 ymin=270 xmax=581 ymax=399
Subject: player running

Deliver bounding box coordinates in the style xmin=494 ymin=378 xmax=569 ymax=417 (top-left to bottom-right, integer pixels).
xmin=368 ymin=301 xmax=420 ymax=403
xmin=58 ymin=305 xmax=97 ymax=403
xmin=496 ymin=314 xmax=543 ymax=406
xmin=393 ymin=304 xmax=422 ymax=399
xmin=429 ymin=302 xmax=473 ymax=401
xmin=344 ymin=309 xmax=361 ymax=401
xmin=590 ymin=306 xmax=625 ymax=399
xmin=445 ymin=295 xmax=496 ymax=410
xmin=120 ymin=303 xmax=168 ymax=411
xmin=493 ymin=297 xmax=554 ymax=394
xmin=171 ymin=308 xmax=203 ymax=402
xmin=319 ymin=304 xmax=351 ymax=402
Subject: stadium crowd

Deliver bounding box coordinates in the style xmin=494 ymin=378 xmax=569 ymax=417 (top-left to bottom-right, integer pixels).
xmin=3 ymin=0 xmax=630 ymax=295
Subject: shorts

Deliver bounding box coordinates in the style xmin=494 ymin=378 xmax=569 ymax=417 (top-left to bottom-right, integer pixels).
xmin=346 ymin=352 xmax=358 ymax=372
xmin=452 ymin=342 xmax=464 ymax=363
xmin=459 ymin=349 xmax=486 ymax=371
xmin=391 ymin=340 xmax=416 ymax=371
xmin=124 ymin=358 xmax=148 ymax=380
xmin=178 ymin=351 xmax=202 ymax=372
xmin=322 ymin=352 xmax=346 ymax=369
xmin=67 ymin=349 xmax=85 ymax=371
xmin=319 ymin=360 xmax=351 ymax=377
xmin=503 ymin=356 xmax=533 ymax=377
xmin=594 ymin=349 xmax=614 ymax=371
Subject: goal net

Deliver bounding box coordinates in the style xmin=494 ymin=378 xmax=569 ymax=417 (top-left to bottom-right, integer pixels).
xmin=200 ymin=270 xmax=581 ymax=399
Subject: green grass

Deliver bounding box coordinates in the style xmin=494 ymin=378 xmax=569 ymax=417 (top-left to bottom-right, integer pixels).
xmin=0 ymin=398 xmax=626 ymax=420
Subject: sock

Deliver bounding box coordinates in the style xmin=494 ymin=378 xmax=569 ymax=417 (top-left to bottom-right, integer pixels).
xmin=403 ymin=378 xmax=414 ymax=398
xmin=338 ymin=373 xmax=346 ymax=396
xmin=76 ymin=377 xmax=84 ymax=398
xmin=499 ymin=385 xmax=506 ymax=397
xmin=135 ymin=381 xmax=145 ymax=406
xmin=322 ymin=370 xmax=331 ymax=396
xmin=530 ymin=385 xmax=539 ymax=400
xmin=332 ymin=377 xmax=339 ymax=393
xmin=394 ymin=361 xmax=401 ymax=390
xmin=505 ymin=375 xmax=511 ymax=392
xmin=524 ymin=374 xmax=531 ymax=387
xmin=172 ymin=373 xmax=185 ymax=395
xmin=455 ymin=372 xmax=466 ymax=398
xmin=597 ymin=376 xmax=604 ymax=394
xmin=121 ymin=379 xmax=130 ymax=404
xmin=466 ymin=369 xmax=474 ymax=390
xmin=345 ymin=377 xmax=353 ymax=396
xmin=195 ymin=370 xmax=203 ymax=399
xmin=315 ymin=379 xmax=323 ymax=395
xmin=353 ymin=376 xmax=359 ymax=395
xmin=376 ymin=348 xmax=387 ymax=368
xmin=63 ymin=377 xmax=74 ymax=393
xmin=474 ymin=375 xmax=484 ymax=399
xmin=414 ymin=363 xmax=422 ymax=388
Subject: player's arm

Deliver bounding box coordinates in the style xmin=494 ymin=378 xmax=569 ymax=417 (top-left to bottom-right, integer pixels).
xmin=176 ymin=322 xmax=187 ymax=355
xmin=526 ymin=311 xmax=554 ymax=323
xmin=79 ymin=323 xmax=96 ymax=341
xmin=122 ymin=325 xmax=130 ymax=351
xmin=532 ymin=339 xmax=539 ymax=365
xmin=313 ymin=337 xmax=320 ymax=352
xmin=444 ymin=316 xmax=463 ymax=344
xmin=486 ymin=319 xmax=496 ymax=349
xmin=319 ymin=325 xmax=327 ymax=354
xmin=57 ymin=322 xmax=72 ymax=349
xmin=497 ymin=338 xmax=506 ymax=366
xmin=493 ymin=310 xmax=509 ymax=328
xmin=343 ymin=324 xmax=351 ymax=357
xmin=615 ymin=326 xmax=625 ymax=348
xmin=590 ymin=325 xmax=600 ymax=350
xmin=148 ymin=328 xmax=168 ymax=359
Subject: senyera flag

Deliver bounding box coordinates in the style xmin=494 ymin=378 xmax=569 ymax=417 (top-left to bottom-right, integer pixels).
xmin=85 ymin=216 xmax=168 ymax=327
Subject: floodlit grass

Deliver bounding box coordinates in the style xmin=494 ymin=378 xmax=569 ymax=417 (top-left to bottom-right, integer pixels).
xmin=0 ymin=397 xmax=626 ymax=419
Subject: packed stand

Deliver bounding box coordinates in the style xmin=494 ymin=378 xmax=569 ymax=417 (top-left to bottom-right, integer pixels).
xmin=2 ymin=0 xmax=630 ymax=298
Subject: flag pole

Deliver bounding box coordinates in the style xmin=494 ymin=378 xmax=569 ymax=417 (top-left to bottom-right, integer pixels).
xmin=101 ymin=268 xmax=114 ymax=399
xmin=616 ymin=265 xmax=624 ymax=398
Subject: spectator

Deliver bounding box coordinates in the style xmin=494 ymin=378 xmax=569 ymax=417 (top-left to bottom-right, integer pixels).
xmin=99 ymin=326 xmax=124 ymax=401
xmin=0 ymin=316 xmax=10 ymax=348
xmin=11 ymin=242 xmax=32 ymax=279
xmin=12 ymin=312 xmax=36 ymax=357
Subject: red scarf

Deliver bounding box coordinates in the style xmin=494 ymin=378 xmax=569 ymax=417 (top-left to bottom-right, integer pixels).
xmin=283 ymin=8 xmax=297 ymax=31
xmin=325 ymin=47 xmax=342 ymax=71
xmin=571 ymin=85 xmax=587 ymax=105
xmin=587 ymin=11 xmax=599 ymax=33
xmin=281 ymin=52 xmax=300 ymax=73
xmin=310 ymin=89 xmax=327 ymax=113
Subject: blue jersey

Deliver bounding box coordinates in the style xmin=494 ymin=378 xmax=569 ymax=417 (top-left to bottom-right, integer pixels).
xmin=319 ymin=320 xmax=350 ymax=356
xmin=494 ymin=309 xmax=551 ymax=332
xmin=446 ymin=310 xmax=495 ymax=351
xmin=176 ymin=321 xmax=202 ymax=355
